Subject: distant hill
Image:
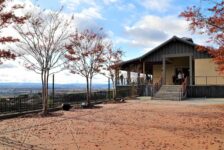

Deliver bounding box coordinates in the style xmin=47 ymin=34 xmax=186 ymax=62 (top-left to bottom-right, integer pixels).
xmin=0 ymin=82 xmax=109 ymax=90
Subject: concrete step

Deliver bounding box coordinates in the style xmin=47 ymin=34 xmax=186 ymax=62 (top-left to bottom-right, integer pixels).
xmin=152 ymin=97 xmax=180 ymax=100
xmin=159 ymin=87 xmax=181 ymax=90
xmin=153 ymin=85 xmax=183 ymax=100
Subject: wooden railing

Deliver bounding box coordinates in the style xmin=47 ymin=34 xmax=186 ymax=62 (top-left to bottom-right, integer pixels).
xmin=152 ymin=77 xmax=163 ymax=97
xmin=194 ymin=76 xmax=224 ymax=85
xmin=116 ymin=77 xmax=147 ymax=86
xmin=179 ymin=77 xmax=188 ymax=100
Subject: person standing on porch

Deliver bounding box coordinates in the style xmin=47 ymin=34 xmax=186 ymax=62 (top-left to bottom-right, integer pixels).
xmin=146 ymin=74 xmax=150 ymax=84
xmin=120 ymin=74 xmax=124 ymax=85
xmin=178 ymin=72 xmax=182 ymax=84
xmin=182 ymin=72 xmax=185 ymax=83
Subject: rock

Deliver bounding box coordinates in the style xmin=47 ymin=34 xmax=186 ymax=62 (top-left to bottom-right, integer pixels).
xmin=62 ymin=103 xmax=71 ymax=111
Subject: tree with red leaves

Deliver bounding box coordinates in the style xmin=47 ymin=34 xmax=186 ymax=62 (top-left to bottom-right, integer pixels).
xmin=0 ymin=0 xmax=27 ymax=64
xmin=65 ymin=29 xmax=106 ymax=106
xmin=180 ymin=0 xmax=224 ymax=73
xmin=103 ymin=42 xmax=123 ymax=99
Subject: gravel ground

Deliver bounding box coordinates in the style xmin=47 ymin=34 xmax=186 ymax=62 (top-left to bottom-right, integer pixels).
xmin=0 ymin=99 xmax=223 ymax=150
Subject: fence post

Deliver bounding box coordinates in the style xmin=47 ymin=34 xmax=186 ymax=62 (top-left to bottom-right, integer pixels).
xmin=0 ymin=98 xmax=3 ymax=112
xmin=52 ymin=74 xmax=55 ymax=108
xmin=19 ymin=98 xmax=21 ymax=113
xmin=179 ymin=88 xmax=182 ymax=101
xmin=5 ymin=100 xmax=7 ymax=113
xmin=108 ymin=77 xmax=110 ymax=101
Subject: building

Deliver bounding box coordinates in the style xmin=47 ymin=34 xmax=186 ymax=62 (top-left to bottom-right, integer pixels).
xmin=116 ymin=36 xmax=224 ymax=99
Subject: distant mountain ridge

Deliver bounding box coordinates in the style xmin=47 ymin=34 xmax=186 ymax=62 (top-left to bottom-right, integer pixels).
xmin=0 ymin=82 xmax=108 ymax=89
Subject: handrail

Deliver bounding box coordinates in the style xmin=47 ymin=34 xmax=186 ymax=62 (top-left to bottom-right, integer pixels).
xmin=179 ymin=77 xmax=188 ymax=100
xmin=152 ymin=77 xmax=163 ymax=97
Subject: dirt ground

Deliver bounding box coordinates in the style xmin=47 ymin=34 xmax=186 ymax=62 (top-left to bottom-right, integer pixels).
xmin=0 ymin=99 xmax=224 ymax=150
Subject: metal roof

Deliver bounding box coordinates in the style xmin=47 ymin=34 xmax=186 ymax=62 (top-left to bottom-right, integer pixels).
xmin=120 ymin=36 xmax=197 ymax=66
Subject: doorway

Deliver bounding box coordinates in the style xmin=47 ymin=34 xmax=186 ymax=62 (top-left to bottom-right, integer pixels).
xmin=173 ymin=67 xmax=189 ymax=85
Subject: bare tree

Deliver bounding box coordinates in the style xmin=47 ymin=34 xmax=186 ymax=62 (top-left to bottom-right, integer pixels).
xmin=14 ymin=9 xmax=72 ymax=115
xmin=65 ymin=29 xmax=106 ymax=106
xmin=103 ymin=42 xmax=123 ymax=99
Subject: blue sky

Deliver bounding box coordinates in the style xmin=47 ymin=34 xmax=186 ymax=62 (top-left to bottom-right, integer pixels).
xmin=31 ymin=0 xmax=207 ymax=59
xmin=0 ymin=0 xmax=210 ymax=83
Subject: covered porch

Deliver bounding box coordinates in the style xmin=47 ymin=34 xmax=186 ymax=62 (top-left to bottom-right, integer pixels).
xmin=116 ymin=54 xmax=193 ymax=86
xmin=115 ymin=36 xmax=212 ymax=99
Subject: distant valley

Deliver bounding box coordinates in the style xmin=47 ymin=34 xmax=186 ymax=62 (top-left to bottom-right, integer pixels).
xmin=0 ymin=82 xmax=108 ymax=89
xmin=0 ymin=82 xmax=109 ymax=97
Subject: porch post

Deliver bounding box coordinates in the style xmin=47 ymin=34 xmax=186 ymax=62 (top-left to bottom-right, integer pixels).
xmin=137 ymin=72 xmax=140 ymax=85
xmin=189 ymin=55 xmax=193 ymax=85
xmin=142 ymin=61 xmax=145 ymax=74
xmin=162 ymin=57 xmax=166 ymax=84
xmin=127 ymin=70 xmax=131 ymax=85
xmin=115 ymin=69 xmax=119 ymax=86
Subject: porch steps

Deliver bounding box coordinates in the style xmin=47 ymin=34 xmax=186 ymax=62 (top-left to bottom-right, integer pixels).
xmin=153 ymin=85 xmax=182 ymax=100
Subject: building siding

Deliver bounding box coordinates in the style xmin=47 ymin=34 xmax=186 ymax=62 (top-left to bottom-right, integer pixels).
xmin=195 ymin=58 xmax=224 ymax=85
xmin=144 ymin=41 xmax=209 ymax=63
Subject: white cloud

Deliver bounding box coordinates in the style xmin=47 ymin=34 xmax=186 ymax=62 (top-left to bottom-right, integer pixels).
xmin=59 ymin=0 xmax=105 ymax=30
xmin=133 ymin=15 xmax=188 ymax=35
xmin=0 ymin=60 xmax=40 ymax=83
xmin=103 ymin=0 xmax=118 ymax=5
xmin=71 ymin=7 xmax=104 ymax=31
xmin=75 ymin=7 xmax=104 ymax=20
xmin=0 ymin=59 xmax=108 ymax=83
xmin=141 ymin=0 xmax=173 ymax=11
xmin=0 ymin=61 xmax=17 ymax=69
xmin=122 ymin=15 xmax=189 ymax=50
xmin=117 ymin=3 xmax=136 ymax=11
xmin=0 ymin=0 xmax=106 ymax=84
xmin=120 ymin=14 xmax=210 ymax=54
xmin=59 ymin=0 xmax=97 ymax=11
xmin=125 ymin=26 xmax=168 ymax=42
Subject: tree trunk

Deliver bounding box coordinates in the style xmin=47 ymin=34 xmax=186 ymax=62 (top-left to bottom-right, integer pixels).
xmin=41 ymin=71 xmax=45 ymax=113
xmin=86 ymin=77 xmax=90 ymax=105
xmin=111 ymin=76 xmax=116 ymax=99
xmin=90 ymin=77 xmax=92 ymax=100
xmin=42 ymin=70 xmax=49 ymax=115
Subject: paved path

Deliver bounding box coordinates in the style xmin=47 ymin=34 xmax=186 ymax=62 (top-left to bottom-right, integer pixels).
xmin=138 ymin=96 xmax=224 ymax=105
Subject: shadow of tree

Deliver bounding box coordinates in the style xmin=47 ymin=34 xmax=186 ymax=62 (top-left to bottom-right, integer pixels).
xmin=0 ymin=137 xmax=48 ymax=150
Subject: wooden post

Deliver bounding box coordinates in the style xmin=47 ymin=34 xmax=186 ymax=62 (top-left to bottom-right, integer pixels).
xmin=115 ymin=69 xmax=119 ymax=86
xmin=143 ymin=61 xmax=145 ymax=74
xmin=108 ymin=77 xmax=110 ymax=100
xmin=189 ymin=55 xmax=193 ymax=85
xmin=52 ymin=74 xmax=54 ymax=108
xmin=162 ymin=57 xmax=166 ymax=85
xmin=137 ymin=72 xmax=140 ymax=85
xmin=127 ymin=70 xmax=131 ymax=85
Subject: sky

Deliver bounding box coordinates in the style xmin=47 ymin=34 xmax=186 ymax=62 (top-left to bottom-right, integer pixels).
xmin=0 ymin=0 xmax=211 ymax=84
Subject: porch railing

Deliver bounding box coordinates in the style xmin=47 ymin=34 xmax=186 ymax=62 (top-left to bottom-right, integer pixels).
xmin=116 ymin=77 xmax=152 ymax=86
xmin=179 ymin=77 xmax=188 ymax=100
xmin=152 ymin=77 xmax=163 ymax=97
xmin=194 ymin=76 xmax=224 ymax=85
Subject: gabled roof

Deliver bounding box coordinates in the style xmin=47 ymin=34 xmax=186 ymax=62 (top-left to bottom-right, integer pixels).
xmin=120 ymin=36 xmax=198 ymax=66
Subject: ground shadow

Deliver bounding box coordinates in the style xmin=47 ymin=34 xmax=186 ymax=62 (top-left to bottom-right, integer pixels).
xmin=0 ymin=137 xmax=47 ymax=150
xmin=71 ymin=105 xmax=103 ymax=110
xmin=19 ymin=112 xmax=64 ymax=118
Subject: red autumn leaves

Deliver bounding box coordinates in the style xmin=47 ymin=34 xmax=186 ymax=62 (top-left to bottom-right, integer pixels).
xmin=64 ymin=29 xmax=122 ymax=104
xmin=180 ymin=0 xmax=224 ymax=73
xmin=0 ymin=0 xmax=27 ymax=64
